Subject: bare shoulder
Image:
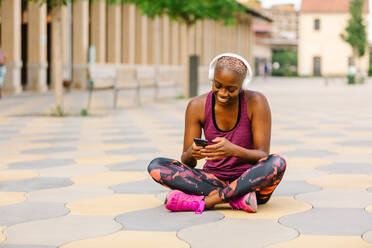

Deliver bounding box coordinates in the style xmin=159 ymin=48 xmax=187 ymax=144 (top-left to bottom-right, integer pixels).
xmin=244 ymin=90 xmax=269 ymax=106
xmin=244 ymin=90 xmax=270 ymax=118
xmin=186 ymin=93 xmax=209 ymax=121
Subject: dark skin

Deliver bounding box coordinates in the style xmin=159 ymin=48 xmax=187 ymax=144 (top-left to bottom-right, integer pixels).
xmin=181 ymin=68 xmax=272 ymax=208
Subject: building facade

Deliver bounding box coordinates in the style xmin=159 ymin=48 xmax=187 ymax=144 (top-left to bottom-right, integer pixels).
xmin=0 ymin=0 xmax=270 ymax=96
xmin=299 ymin=0 xmax=369 ymax=76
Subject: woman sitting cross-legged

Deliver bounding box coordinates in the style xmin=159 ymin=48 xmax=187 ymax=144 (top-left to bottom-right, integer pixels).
xmin=148 ymin=53 xmax=286 ymax=214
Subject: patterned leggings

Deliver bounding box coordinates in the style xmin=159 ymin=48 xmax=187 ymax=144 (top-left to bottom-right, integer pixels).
xmin=148 ymin=154 xmax=286 ymax=204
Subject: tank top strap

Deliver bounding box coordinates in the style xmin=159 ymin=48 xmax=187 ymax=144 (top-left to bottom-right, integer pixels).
xmin=203 ymin=91 xmax=213 ymax=128
xmin=239 ymin=90 xmax=249 ymax=122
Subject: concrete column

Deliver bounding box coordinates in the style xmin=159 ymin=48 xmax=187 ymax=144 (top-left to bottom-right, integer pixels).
xmin=170 ymin=21 xmax=179 ymax=65
xmin=122 ymin=4 xmax=135 ymax=64
xmin=195 ymin=21 xmax=203 ymax=58
xmin=202 ymin=20 xmax=210 ymax=66
xmin=1 ymin=0 xmax=22 ymax=93
xmin=107 ymin=3 xmax=121 ymax=63
xmin=26 ymin=2 xmax=47 ymax=92
xmin=72 ymin=0 xmax=89 ymax=88
xmin=61 ymin=5 xmax=70 ymax=80
xmin=161 ymin=16 xmax=170 ymax=65
xmin=90 ymin=0 xmax=106 ymax=63
xmin=141 ymin=15 xmax=148 ymax=64
xmin=179 ymin=23 xmax=189 ymax=97
xmin=147 ymin=17 xmax=157 ymax=65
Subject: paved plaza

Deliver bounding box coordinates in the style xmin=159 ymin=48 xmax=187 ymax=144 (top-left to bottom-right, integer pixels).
xmin=0 ymin=77 xmax=372 ymax=247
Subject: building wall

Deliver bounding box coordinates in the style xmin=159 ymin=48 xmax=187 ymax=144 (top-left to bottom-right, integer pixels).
xmin=299 ymin=13 xmax=369 ymax=76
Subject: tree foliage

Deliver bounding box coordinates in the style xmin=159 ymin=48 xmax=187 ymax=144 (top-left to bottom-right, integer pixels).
xmin=341 ymin=0 xmax=367 ymax=57
xmin=121 ymin=0 xmax=246 ymax=26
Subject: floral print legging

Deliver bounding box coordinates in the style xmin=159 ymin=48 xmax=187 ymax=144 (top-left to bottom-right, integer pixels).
xmin=148 ymin=154 xmax=286 ymax=204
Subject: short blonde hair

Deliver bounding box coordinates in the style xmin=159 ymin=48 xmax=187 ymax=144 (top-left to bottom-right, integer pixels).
xmin=215 ymin=56 xmax=247 ymax=81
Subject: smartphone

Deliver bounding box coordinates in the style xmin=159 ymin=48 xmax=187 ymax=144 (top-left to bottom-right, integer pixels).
xmin=194 ymin=138 xmax=209 ymax=147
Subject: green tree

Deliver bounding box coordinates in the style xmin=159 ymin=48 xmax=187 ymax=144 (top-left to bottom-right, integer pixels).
xmin=341 ymin=0 xmax=367 ymax=82
xmin=271 ymin=50 xmax=298 ymax=77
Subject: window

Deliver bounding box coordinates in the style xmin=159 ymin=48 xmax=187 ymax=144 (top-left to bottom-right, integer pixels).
xmin=314 ymin=18 xmax=320 ymax=31
xmin=348 ymin=57 xmax=355 ymax=66
xmin=313 ymin=57 xmax=321 ymax=76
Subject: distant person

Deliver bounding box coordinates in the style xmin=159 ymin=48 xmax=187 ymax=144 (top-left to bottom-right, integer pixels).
xmin=0 ymin=46 xmax=7 ymax=98
xmin=264 ymin=63 xmax=269 ymax=78
xmin=148 ymin=53 xmax=286 ymax=214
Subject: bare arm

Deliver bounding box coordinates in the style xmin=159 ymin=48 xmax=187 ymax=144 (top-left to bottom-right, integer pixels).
xmin=202 ymin=92 xmax=271 ymax=163
xmin=181 ymin=96 xmax=205 ymax=167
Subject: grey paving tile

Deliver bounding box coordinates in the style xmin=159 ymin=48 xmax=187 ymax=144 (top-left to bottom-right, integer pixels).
xmin=282 ymin=168 xmax=329 ymax=181
xmin=8 ymin=159 xmax=75 ymax=170
xmin=305 ymin=131 xmax=344 ymax=137
xmin=110 ymin=179 xmax=169 ymax=194
xmin=178 ymin=219 xmax=298 ymax=248
xmin=273 ymin=180 xmax=321 ymax=196
xmin=271 ymin=139 xmax=303 ymax=146
xmin=37 ymin=164 xmax=107 ymax=178
xmin=295 ymin=189 xmax=372 ymax=208
xmin=105 ymin=147 xmax=160 ymax=155
xmin=21 ymin=146 xmax=77 ymax=154
xmin=337 ymin=140 xmax=372 ymax=147
xmin=115 ymin=205 xmax=224 ymax=231
xmin=316 ymin=162 xmax=372 ymax=174
xmin=102 ymin=130 xmax=145 ymax=136
xmin=3 ymin=215 xmax=121 ymax=246
xmin=0 ymin=245 xmax=55 ymax=248
xmin=103 ymin=137 xmax=150 ymax=144
xmin=0 ymin=202 xmax=68 ymax=226
xmin=37 ymin=131 xmax=80 ymax=136
xmin=368 ymin=187 xmax=372 ymax=193
xmin=27 ymin=186 xmax=113 ymax=203
xmin=0 ymin=177 xmax=71 ymax=192
xmin=279 ymin=208 xmax=372 ymax=235
xmin=282 ymin=149 xmax=338 ymax=158
xmin=363 ymin=230 xmax=372 ymax=244
xmin=344 ymin=126 xmax=372 ymax=131
xmin=106 ymin=159 xmax=151 ymax=171
xmin=30 ymin=138 xmax=78 ymax=143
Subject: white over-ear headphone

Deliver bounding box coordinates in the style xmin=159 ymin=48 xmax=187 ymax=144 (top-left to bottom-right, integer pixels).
xmin=208 ymin=53 xmax=253 ymax=90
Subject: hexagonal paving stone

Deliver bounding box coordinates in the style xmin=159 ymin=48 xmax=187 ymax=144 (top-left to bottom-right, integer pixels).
xmin=103 ymin=137 xmax=150 ymax=144
xmin=27 ymin=186 xmax=113 ymax=203
xmin=316 ymin=162 xmax=372 ymax=174
xmin=2 ymin=154 xmax=46 ymax=165
xmin=116 ymin=205 xmax=223 ymax=231
xmin=0 ymin=192 xmax=26 ymax=206
xmin=178 ymin=219 xmax=298 ymax=248
xmin=216 ymin=196 xmax=312 ymax=220
xmin=282 ymin=168 xmax=329 ymax=181
xmin=0 ymin=245 xmax=55 ymax=248
xmin=337 ymin=140 xmax=372 ymax=147
xmin=30 ymin=138 xmax=79 ymax=143
xmin=60 ymin=231 xmax=188 ymax=248
xmin=307 ymin=174 xmax=372 ymax=189
xmin=279 ymin=208 xmax=372 ymax=235
xmin=305 ymin=130 xmax=344 ymax=137
xmin=105 ymin=147 xmax=160 ymax=155
xmin=285 ymin=157 xmax=332 ymax=169
xmin=267 ymin=235 xmax=372 ymax=248
xmin=0 ymin=177 xmax=71 ymax=192
xmin=273 ymin=180 xmax=321 ymax=196
xmin=106 ymin=159 xmax=151 ymax=171
xmin=363 ymin=230 xmax=372 ymax=244
xmin=282 ymin=149 xmax=337 ymax=158
xmin=8 ymin=159 xmax=75 ymax=170
xmin=0 ymin=202 xmax=68 ymax=226
xmin=71 ymin=171 xmax=147 ymax=186
xmin=270 ymin=139 xmax=303 ymax=146
xmin=74 ymin=155 xmax=136 ymax=166
xmin=66 ymin=194 xmax=162 ymax=216
xmin=111 ymin=179 xmax=168 ymax=194
xmin=102 ymin=130 xmax=145 ymax=136
xmin=0 ymin=170 xmax=38 ymax=182
xmin=295 ymin=189 xmax=372 ymax=208
xmin=37 ymin=164 xmax=108 ymax=178
xmin=77 ymin=144 xmax=129 ymax=151
xmin=368 ymin=187 xmax=372 ymax=193
xmin=3 ymin=215 xmax=121 ymax=246
xmin=21 ymin=146 xmax=77 ymax=154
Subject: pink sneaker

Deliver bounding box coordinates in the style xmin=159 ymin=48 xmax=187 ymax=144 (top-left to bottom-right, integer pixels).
xmin=229 ymin=191 xmax=257 ymax=213
xmin=164 ymin=190 xmax=205 ymax=214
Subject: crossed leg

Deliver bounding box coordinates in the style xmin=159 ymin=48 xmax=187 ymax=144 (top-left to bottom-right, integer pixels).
xmin=148 ymin=154 xmax=286 ymax=208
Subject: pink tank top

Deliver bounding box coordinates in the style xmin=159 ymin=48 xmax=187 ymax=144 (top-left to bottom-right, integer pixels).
xmin=203 ymin=90 xmax=254 ymax=181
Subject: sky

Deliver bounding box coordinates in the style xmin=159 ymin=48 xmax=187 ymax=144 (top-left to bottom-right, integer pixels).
xmin=260 ymin=0 xmax=302 ymax=10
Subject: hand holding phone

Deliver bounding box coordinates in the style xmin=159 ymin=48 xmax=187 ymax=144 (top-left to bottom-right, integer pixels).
xmin=193 ymin=138 xmax=209 ymax=147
